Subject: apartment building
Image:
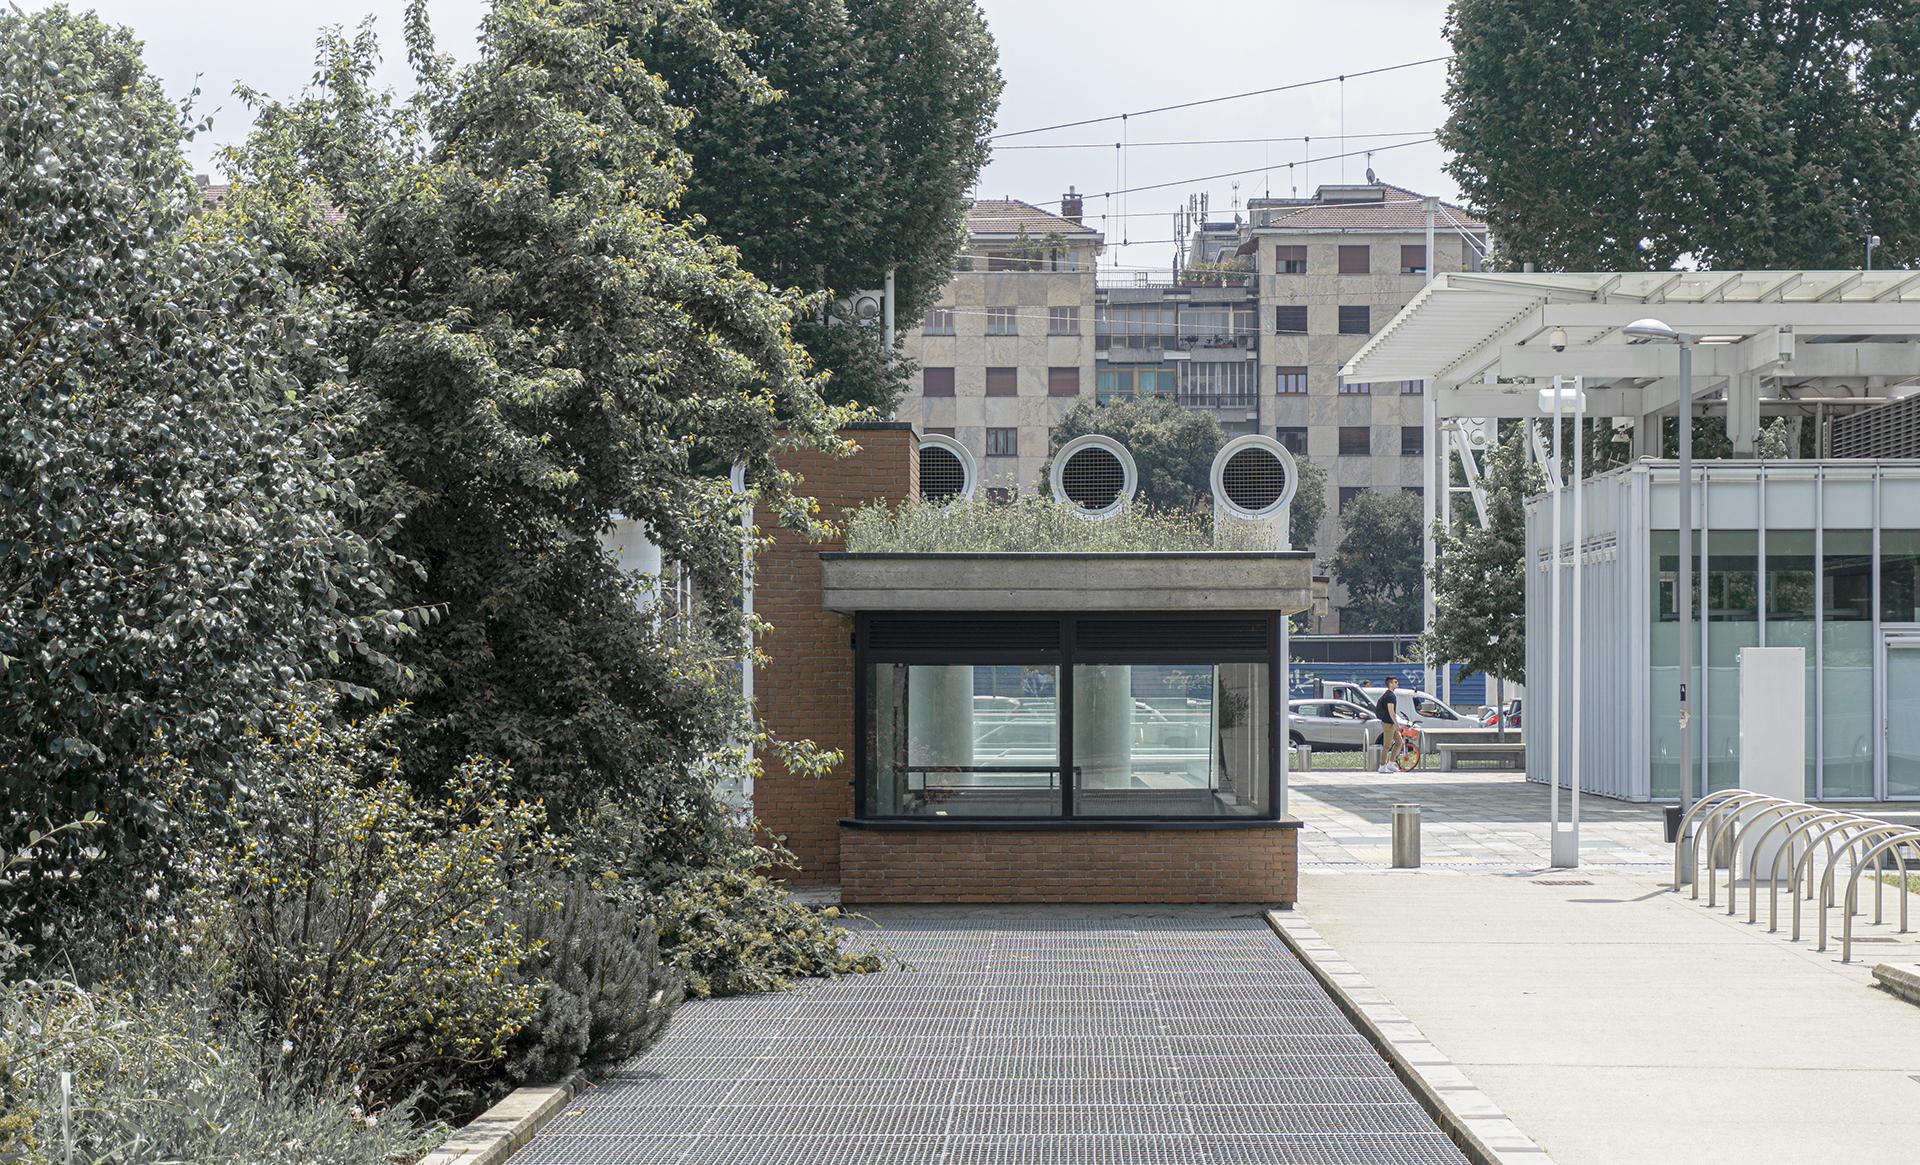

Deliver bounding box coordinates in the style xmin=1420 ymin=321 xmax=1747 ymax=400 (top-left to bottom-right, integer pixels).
xmin=897 ymin=196 xmax=1104 ymax=494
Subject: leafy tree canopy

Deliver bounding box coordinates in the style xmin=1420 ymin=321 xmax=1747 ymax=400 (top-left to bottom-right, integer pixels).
xmin=1333 ymin=490 xmax=1424 ymax=634
xmin=0 ymin=5 xmax=398 ymax=888
xmin=224 ymin=0 xmax=850 ymax=867
xmin=1443 ymin=0 xmax=1920 ymax=270
xmin=630 ymin=0 xmax=1003 ymax=412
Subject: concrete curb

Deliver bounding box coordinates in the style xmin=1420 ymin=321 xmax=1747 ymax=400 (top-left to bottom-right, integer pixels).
xmin=1873 ymin=961 xmax=1920 ymax=1007
xmin=1264 ymin=909 xmax=1559 ymax=1165
xmin=414 ymin=1073 xmax=588 ymax=1165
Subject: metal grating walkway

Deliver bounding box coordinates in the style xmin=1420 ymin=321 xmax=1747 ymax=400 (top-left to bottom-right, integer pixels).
xmin=509 ymin=909 xmax=1469 ymax=1165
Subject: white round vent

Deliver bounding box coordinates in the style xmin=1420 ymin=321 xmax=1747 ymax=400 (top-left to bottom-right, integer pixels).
xmin=918 ymin=433 xmax=976 ymax=505
xmin=1049 ymin=434 xmax=1137 ymax=519
xmin=1210 ymin=434 xmax=1298 ymax=520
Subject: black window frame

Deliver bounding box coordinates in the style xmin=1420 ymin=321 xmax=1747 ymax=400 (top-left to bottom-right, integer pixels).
xmin=852 ymin=611 xmax=1284 ymax=825
xmin=1337 ymin=305 xmax=1370 ymax=335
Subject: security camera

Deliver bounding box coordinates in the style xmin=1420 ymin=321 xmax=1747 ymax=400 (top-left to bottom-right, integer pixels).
xmin=1549 ymin=327 xmax=1568 ymax=353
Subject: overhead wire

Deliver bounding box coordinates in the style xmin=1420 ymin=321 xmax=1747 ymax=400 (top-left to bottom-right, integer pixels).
xmin=1030 ymin=136 xmax=1437 ymax=207
xmin=989 ymin=56 xmax=1453 ymax=140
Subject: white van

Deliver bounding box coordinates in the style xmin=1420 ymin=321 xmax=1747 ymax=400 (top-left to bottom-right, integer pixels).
xmin=1321 ymin=682 xmax=1474 ymax=731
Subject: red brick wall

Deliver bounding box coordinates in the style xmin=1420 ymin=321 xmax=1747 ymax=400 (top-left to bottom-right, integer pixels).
xmin=753 ymin=425 xmax=917 ymax=884
xmin=839 ymin=826 xmax=1299 ymax=905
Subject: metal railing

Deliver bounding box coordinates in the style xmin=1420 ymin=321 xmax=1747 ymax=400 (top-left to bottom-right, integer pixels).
xmin=1671 ymin=791 xmax=1920 ymax=963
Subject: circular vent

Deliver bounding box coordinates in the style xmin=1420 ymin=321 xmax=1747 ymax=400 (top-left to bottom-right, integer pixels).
xmin=918 ymin=434 xmax=975 ymax=505
xmin=1049 ymin=434 xmax=1137 ymax=519
xmin=1210 ymin=434 xmax=1298 ymax=519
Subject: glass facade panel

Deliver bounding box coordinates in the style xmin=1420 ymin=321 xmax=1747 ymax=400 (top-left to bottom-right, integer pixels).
xmin=1072 ymin=663 xmax=1271 ymax=818
xmin=866 ymin=664 xmax=1061 ymax=817
xmin=1882 ymin=530 xmax=1920 ymax=624
xmin=1823 ymin=530 xmax=1874 ymax=797
xmin=1889 ymin=646 xmax=1920 ymax=799
xmin=1764 ymin=530 xmax=1817 ymax=797
xmin=1704 ymin=531 xmax=1758 ymax=792
xmin=1650 ymin=530 xmax=1699 ymax=801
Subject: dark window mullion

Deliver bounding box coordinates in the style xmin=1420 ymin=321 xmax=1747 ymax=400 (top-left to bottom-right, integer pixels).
xmin=1061 ymin=616 xmax=1076 ymax=819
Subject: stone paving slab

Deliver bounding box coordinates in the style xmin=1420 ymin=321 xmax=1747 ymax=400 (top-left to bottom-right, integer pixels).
xmin=510 ymin=908 xmax=1475 ymax=1165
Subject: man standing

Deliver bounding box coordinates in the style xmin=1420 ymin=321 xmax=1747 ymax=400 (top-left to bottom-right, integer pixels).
xmin=1375 ymin=676 xmax=1402 ymax=775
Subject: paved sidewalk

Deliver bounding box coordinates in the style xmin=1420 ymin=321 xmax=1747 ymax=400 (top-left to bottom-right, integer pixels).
xmin=1295 ymin=869 xmax=1920 ymax=1165
xmin=511 ymin=908 xmax=1471 ymax=1165
xmin=1291 ymin=768 xmax=1667 ymax=870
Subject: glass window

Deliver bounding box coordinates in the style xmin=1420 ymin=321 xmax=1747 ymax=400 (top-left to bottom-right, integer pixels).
xmin=1048 ymin=306 xmax=1080 ymax=335
xmin=923 ymin=307 xmax=954 ymax=335
xmin=985 ymin=427 xmax=1017 ymax=457
xmin=1338 ymin=486 xmax=1364 ymax=510
xmin=1650 ymin=530 xmax=1699 ymax=800
xmin=1338 ymin=305 xmax=1370 ymax=335
xmin=922 ymin=367 xmax=955 ymax=396
xmin=1275 ymin=305 xmax=1308 ymax=334
xmin=985 ymin=367 xmax=1017 ymax=396
xmin=1179 ymin=360 xmax=1255 ymax=407
xmin=1096 ymin=303 xmax=1178 ymax=349
xmin=1274 ymin=245 xmax=1307 ymax=274
xmin=1882 ymin=530 xmax=1920 ymax=624
xmin=1097 ymin=365 xmax=1175 ymax=403
xmin=1401 ymin=427 xmax=1423 ymax=456
xmin=986 ymin=306 xmax=1018 ymax=335
xmin=1766 ymin=530 xmax=1817 ymax=796
xmin=1705 ymin=531 xmax=1758 ymax=792
xmin=1338 ymin=245 xmax=1370 ymax=275
xmin=1275 ymin=366 xmax=1308 ymax=395
xmin=1073 ymin=663 xmax=1270 ymax=818
xmin=1339 ymin=426 xmax=1370 ymax=455
xmin=1275 ymin=426 xmax=1308 ymax=455
xmin=1824 ymin=530 xmax=1874 ymax=797
xmin=1400 ymin=245 xmax=1427 ymax=275
xmin=1047 ymin=366 xmax=1080 ymax=397
xmin=1401 ymin=379 xmax=1425 ymax=395
xmin=867 ymin=664 xmax=1061 ymax=817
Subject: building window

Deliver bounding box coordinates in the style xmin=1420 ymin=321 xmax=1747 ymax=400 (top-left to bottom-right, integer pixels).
xmin=1338 ymin=306 xmax=1370 ymax=335
xmin=1401 ymin=379 xmax=1425 ymax=395
xmin=923 ymin=367 xmax=955 ymax=397
xmin=1273 ymin=244 xmax=1307 ymax=275
xmin=985 ymin=427 xmax=1018 ymax=457
xmin=1178 ymin=360 xmax=1256 ymax=408
xmin=986 ymin=306 xmax=1018 ymax=335
xmin=1275 ymin=426 xmax=1308 ymax=455
xmin=1339 ymin=379 xmax=1371 ymax=395
xmin=1401 ymin=426 xmax=1424 ymax=456
xmin=1048 ymin=306 xmax=1080 ymax=335
xmin=985 ymin=367 xmax=1018 ymax=396
xmin=1275 ymin=366 xmax=1308 ymax=395
xmin=986 ymin=486 xmax=1015 ymax=504
xmin=1096 ymin=366 xmax=1176 ymax=403
xmin=1338 ymin=245 xmax=1370 ymax=275
xmin=923 ymin=307 xmax=955 ymax=335
xmin=1048 ymin=366 xmax=1081 ymax=397
xmin=1275 ymin=305 xmax=1308 ymax=334
xmin=1338 ymin=486 xmax=1365 ymax=510
xmin=858 ymin=614 xmax=1278 ymax=820
xmin=1403 ymin=486 xmax=1424 ymax=497
xmin=1096 ymin=303 xmax=1177 ymax=349
xmin=1339 ymin=426 xmax=1371 ymax=456
xmin=1401 ymin=245 xmax=1427 ymax=275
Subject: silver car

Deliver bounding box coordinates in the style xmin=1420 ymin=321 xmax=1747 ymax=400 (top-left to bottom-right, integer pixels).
xmin=1287 ymin=699 xmax=1383 ymax=750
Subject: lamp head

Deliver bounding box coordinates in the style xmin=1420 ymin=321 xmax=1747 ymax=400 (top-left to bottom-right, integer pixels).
xmin=1624 ymin=317 xmax=1679 ymax=343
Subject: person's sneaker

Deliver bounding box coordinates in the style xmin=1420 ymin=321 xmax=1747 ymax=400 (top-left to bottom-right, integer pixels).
xmin=1377 ymin=765 xmax=1396 ymax=775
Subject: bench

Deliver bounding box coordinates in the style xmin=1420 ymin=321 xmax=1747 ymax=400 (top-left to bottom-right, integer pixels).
xmin=1433 ymin=741 xmax=1526 ymax=771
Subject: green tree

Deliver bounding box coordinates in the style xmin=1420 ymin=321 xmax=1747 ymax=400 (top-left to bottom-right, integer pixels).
xmin=1289 ymin=456 xmax=1328 ymax=553
xmin=630 ymin=0 xmax=1003 ymax=411
xmin=1046 ymin=397 xmax=1223 ymax=510
xmin=1443 ymin=0 xmax=1920 ymax=270
xmin=1333 ymin=490 xmax=1424 ymax=633
xmin=224 ymin=0 xmax=847 ymax=869
xmin=1421 ymin=426 xmax=1542 ymax=682
xmin=0 ymin=6 xmax=397 ymax=899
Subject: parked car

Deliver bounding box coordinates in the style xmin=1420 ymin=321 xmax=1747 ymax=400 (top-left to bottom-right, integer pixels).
xmin=1287 ymin=699 xmax=1383 ymax=750
xmin=1479 ymin=700 xmax=1522 ymax=728
xmin=1323 ymin=683 xmax=1475 ymax=731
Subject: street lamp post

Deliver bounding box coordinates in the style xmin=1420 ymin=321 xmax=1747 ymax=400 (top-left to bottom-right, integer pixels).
xmin=1625 ymin=319 xmax=1698 ymax=861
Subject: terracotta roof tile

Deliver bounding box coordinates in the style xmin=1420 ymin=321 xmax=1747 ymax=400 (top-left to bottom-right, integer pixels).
xmin=1254 ymin=184 xmax=1485 ymax=233
xmin=965 ymin=199 xmax=1100 ymax=238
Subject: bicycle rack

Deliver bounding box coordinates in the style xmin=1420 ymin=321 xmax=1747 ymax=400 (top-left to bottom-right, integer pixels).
xmin=1672 ymin=793 xmax=1920 ymax=960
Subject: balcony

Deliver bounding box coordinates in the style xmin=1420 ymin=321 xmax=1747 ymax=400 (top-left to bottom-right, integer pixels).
xmin=1096 ymin=333 xmax=1257 ymax=352
xmin=1176 ymin=392 xmax=1259 ymax=410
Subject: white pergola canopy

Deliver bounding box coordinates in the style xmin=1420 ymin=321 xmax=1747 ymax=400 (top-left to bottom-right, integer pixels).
xmin=1342 ymin=270 xmax=1920 ymax=421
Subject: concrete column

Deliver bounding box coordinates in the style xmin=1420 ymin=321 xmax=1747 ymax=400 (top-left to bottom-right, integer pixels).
xmin=908 ymin=665 xmax=975 ymax=781
xmin=1728 ymin=373 xmax=1760 ymax=456
xmin=1074 ymin=665 xmax=1134 ymax=790
xmin=1633 ymin=410 xmax=1662 ymax=460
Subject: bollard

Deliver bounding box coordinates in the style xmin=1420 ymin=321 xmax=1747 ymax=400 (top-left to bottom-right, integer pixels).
xmin=1363 ymin=742 xmax=1380 ymax=771
xmin=1298 ymin=744 xmax=1312 ymax=771
xmin=1392 ymin=803 xmax=1421 ymax=868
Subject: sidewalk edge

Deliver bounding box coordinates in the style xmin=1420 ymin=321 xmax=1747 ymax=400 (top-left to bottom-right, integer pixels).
xmin=415 ymin=1072 xmax=589 ymax=1165
xmin=1264 ymin=908 xmax=1558 ymax=1165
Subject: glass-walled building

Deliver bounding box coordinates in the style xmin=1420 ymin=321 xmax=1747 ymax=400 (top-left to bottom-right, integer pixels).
xmin=1526 ymin=460 xmax=1920 ymax=803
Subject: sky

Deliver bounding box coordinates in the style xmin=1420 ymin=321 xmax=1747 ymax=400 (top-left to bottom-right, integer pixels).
xmin=39 ymin=0 xmax=1461 ymax=273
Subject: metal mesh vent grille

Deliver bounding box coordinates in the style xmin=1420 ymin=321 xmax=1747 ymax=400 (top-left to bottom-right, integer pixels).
xmin=865 ymin=617 xmax=1060 ymax=655
xmin=1061 ymin=447 xmax=1125 ymax=510
xmin=1075 ymin=617 xmax=1269 ymax=654
xmin=919 ymin=445 xmax=967 ymax=504
xmin=1221 ymin=447 xmax=1288 ymax=512
xmin=1833 ymin=393 xmax=1920 ymax=458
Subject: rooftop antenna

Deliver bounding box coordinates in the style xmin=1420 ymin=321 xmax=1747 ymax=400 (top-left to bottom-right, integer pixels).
xmin=1231 ymin=181 xmax=1242 ymax=220
xmin=1303 ymin=136 xmax=1310 ymax=194
xmin=1365 ymin=151 xmax=1377 ymax=185
xmin=1338 ymin=75 xmax=1346 ymax=182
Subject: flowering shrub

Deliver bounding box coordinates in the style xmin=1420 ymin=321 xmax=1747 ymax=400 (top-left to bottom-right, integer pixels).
xmin=844 ymin=496 xmax=1271 ymax=554
xmin=176 ymin=704 xmax=550 ymax=1114
xmin=0 ymin=980 xmax=433 ymax=1165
